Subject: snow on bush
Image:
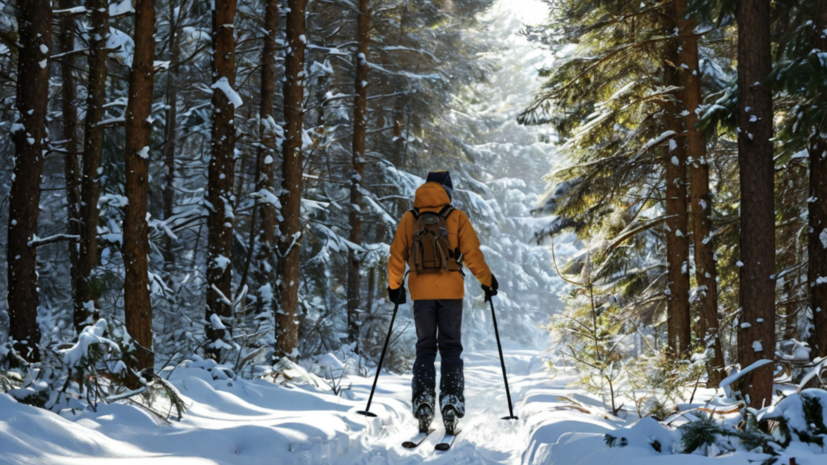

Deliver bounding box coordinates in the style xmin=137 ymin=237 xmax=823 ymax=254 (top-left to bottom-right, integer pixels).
xmin=759 ymin=389 xmax=827 ymax=447
xmin=1 ymin=319 xmax=186 ymax=420
xmin=62 ymin=319 xmax=121 ymax=367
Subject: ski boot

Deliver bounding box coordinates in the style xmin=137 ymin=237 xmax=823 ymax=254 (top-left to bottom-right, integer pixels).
xmin=415 ymin=404 xmax=434 ymax=433
xmin=442 ymin=405 xmax=459 ymax=436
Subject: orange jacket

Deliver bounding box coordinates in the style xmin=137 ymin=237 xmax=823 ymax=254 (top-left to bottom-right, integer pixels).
xmin=387 ymin=182 xmax=493 ymax=300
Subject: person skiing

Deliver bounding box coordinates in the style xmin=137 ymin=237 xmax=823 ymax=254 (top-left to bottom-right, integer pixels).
xmin=387 ymin=171 xmax=498 ymax=435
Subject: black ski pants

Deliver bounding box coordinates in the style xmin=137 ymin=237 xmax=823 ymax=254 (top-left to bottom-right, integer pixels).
xmin=411 ymin=299 xmax=465 ymax=417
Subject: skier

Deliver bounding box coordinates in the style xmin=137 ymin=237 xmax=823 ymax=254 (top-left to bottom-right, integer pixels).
xmin=387 ymin=171 xmax=498 ymax=436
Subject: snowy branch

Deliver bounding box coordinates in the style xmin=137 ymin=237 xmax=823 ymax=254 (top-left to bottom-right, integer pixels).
xmin=28 ymin=234 xmax=79 ymax=248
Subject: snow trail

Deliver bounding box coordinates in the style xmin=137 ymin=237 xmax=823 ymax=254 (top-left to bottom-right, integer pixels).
xmin=7 ymin=347 xmax=818 ymax=465
xmin=346 ymin=348 xmax=544 ymax=464
xmin=0 ymin=348 xmax=573 ymax=465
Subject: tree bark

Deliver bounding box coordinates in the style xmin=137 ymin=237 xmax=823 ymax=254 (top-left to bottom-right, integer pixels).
xmin=77 ymin=0 xmax=109 ymax=331
xmin=163 ymin=0 xmax=181 ymax=273
xmin=253 ymin=0 xmax=280 ymax=314
xmin=122 ymin=0 xmax=156 ymax=375
xmin=674 ymin=0 xmax=726 ymax=386
xmin=809 ymin=141 xmax=827 ymax=358
xmin=277 ymin=0 xmax=308 ymax=359
xmin=807 ymin=1 xmax=827 ymax=359
xmin=58 ymin=0 xmax=83 ymax=334
xmin=347 ymin=0 xmax=371 ymax=349
xmin=206 ymin=0 xmax=239 ymax=358
xmin=736 ymin=0 xmax=776 ymax=409
xmin=663 ymin=32 xmax=691 ymax=357
xmin=7 ymin=0 xmax=51 ymax=361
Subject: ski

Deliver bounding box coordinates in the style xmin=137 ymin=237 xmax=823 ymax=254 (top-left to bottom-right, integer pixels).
xmin=402 ymin=428 xmax=435 ymax=449
xmin=434 ymin=429 xmax=461 ymax=451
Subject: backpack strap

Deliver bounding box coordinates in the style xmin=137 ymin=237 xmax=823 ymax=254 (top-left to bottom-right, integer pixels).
xmin=410 ymin=207 xmax=454 ymax=219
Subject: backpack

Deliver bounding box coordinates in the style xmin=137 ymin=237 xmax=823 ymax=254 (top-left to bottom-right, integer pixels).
xmin=407 ymin=205 xmax=463 ymax=275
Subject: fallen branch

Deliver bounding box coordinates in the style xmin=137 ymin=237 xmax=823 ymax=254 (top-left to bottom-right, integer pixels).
xmin=556 ymin=396 xmax=611 ymax=419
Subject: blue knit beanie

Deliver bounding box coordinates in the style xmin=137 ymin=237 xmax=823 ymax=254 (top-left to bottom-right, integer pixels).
xmin=426 ymin=171 xmax=453 ymax=201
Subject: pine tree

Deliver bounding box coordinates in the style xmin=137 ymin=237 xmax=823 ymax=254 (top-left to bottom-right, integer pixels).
xmin=805 ymin=2 xmax=827 ymax=358
xmin=56 ymin=0 xmax=83 ymax=334
xmin=122 ymin=0 xmax=157 ymax=376
xmin=735 ymin=0 xmax=776 ymax=408
xmin=520 ymin=0 xmax=695 ymax=357
xmin=663 ymin=9 xmax=692 ymax=356
xmin=674 ymin=0 xmax=726 ymax=385
xmin=7 ymin=0 xmax=52 ymax=361
xmin=77 ymin=0 xmax=110 ymax=332
xmin=206 ymin=0 xmax=239 ymax=359
xmin=347 ymin=0 xmax=372 ymax=349
xmin=277 ymin=0 xmax=309 ymax=360
xmin=251 ymin=0 xmax=280 ymax=316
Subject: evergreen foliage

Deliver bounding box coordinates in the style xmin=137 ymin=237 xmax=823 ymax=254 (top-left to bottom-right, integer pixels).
xmin=528 ymin=0 xmax=827 ymax=410
xmin=0 ymin=0 xmax=564 ymax=420
xmin=678 ymin=414 xmax=726 ymax=454
xmin=526 ymin=0 xmax=827 ymax=458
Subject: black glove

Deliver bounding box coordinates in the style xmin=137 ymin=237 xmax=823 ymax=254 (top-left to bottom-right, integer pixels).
xmin=388 ymin=286 xmax=407 ymax=305
xmin=482 ymin=275 xmax=498 ymax=302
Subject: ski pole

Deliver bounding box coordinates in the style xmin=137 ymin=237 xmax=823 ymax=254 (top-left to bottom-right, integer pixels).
xmin=489 ymin=297 xmax=518 ymax=420
xmin=357 ymin=301 xmax=400 ymax=417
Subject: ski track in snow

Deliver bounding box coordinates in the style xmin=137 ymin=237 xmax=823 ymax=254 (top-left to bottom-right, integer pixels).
xmin=0 ymin=349 xmax=550 ymax=464
xmin=2 ymin=347 xmax=817 ymax=465
xmin=0 ymin=347 xmax=616 ymax=465
xmin=349 ymin=349 xmax=547 ymax=465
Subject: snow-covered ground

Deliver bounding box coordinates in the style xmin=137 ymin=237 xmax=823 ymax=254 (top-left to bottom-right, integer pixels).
xmin=4 ymin=346 xmax=819 ymax=465
xmin=0 ymin=346 xmax=539 ymax=464
xmin=0 ymin=346 xmax=649 ymax=464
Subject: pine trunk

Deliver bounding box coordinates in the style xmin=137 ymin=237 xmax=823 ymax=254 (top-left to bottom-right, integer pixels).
xmin=736 ymin=0 xmax=776 ymax=409
xmin=7 ymin=0 xmax=51 ymax=360
xmin=58 ymin=0 xmax=83 ymax=333
xmin=674 ymin=0 xmax=726 ymax=386
xmin=663 ymin=37 xmax=691 ymax=357
xmin=77 ymin=0 xmax=109 ymax=331
xmin=254 ymin=0 xmax=280 ymax=313
xmin=277 ymin=0 xmax=308 ymax=359
xmin=206 ymin=0 xmax=239 ymax=358
xmin=122 ymin=0 xmax=156 ymax=375
xmin=807 ymin=1 xmax=827 ymax=359
xmin=163 ymin=0 xmax=181 ymax=272
xmin=809 ymin=141 xmax=827 ymax=358
xmin=347 ymin=0 xmax=371 ymax=349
